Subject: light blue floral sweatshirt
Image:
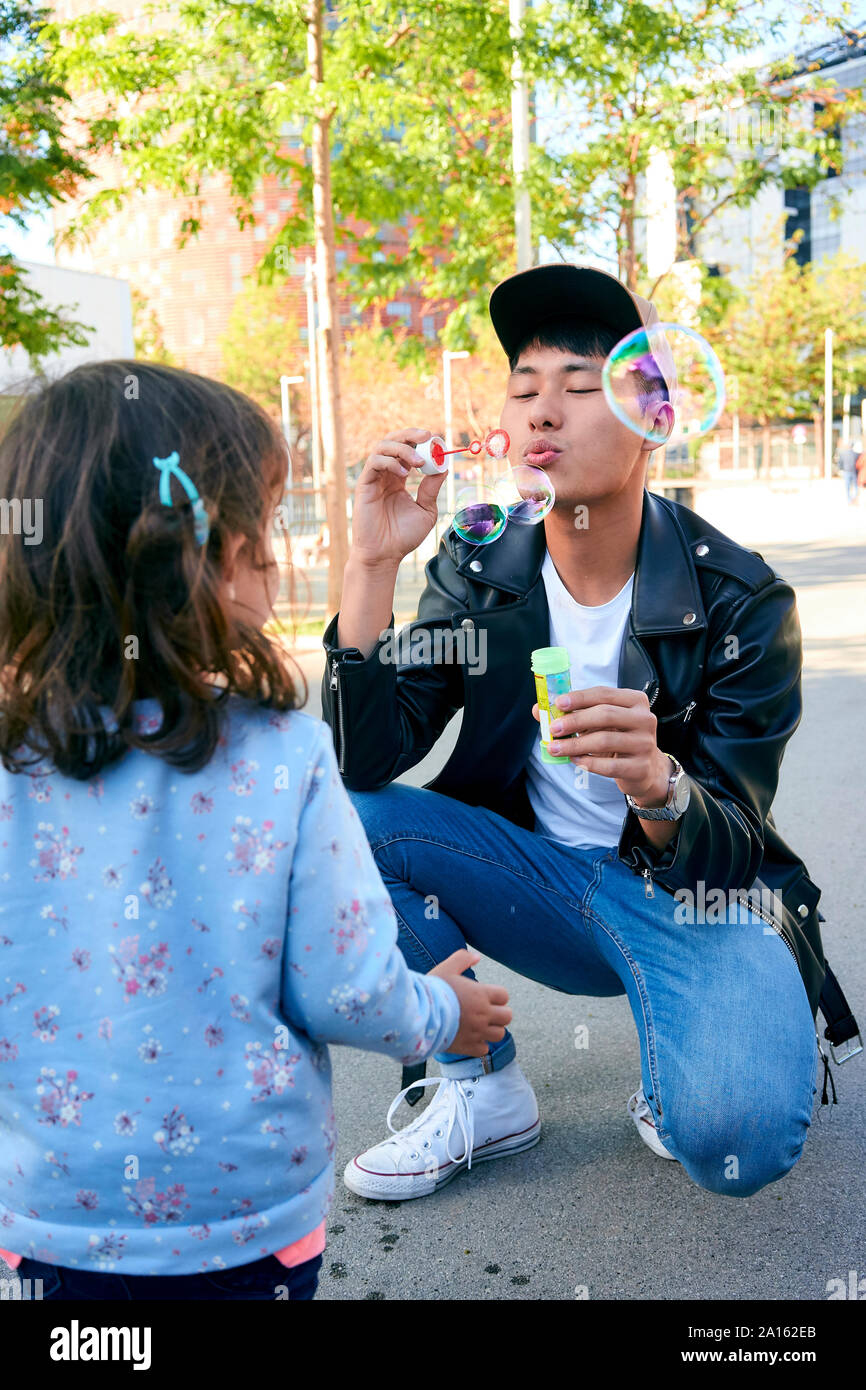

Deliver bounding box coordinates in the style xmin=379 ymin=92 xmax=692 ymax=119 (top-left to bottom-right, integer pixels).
xmin=0 ymin=698 xmax=459 ymax=1274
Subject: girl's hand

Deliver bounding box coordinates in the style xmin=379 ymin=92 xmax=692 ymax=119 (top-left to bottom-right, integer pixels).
xmin=429 ymin=949 xmax=511 ymax=1058
xmin=349 ymin=428 xmax=448 ymax=569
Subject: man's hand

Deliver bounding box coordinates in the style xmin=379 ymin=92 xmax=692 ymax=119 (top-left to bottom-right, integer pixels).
xmin=349 ymin=427 xmax=448 ymax=570
xmin=531 ymin=685 xmax=671 ymax=807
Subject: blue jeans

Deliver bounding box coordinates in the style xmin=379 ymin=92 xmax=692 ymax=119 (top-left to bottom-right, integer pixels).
xmin=844 ymin=471 xmax=859 ymax=503
xmin=349 ymin=783 xmax=819 ymax=1198
xmin=13 ymin=1252 xmax=322 ymax=1301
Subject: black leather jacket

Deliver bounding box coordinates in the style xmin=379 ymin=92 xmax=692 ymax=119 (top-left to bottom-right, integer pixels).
xmin=321 ymin=490 xmax=858 ymax=1052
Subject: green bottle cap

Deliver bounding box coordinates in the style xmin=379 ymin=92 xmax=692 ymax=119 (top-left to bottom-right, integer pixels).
xmin=531 ymin=645 xmax=570 ymax=676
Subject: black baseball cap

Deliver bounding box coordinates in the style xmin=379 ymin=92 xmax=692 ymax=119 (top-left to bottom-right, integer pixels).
xmin=489 ymin=263 xmax=659 ymax=363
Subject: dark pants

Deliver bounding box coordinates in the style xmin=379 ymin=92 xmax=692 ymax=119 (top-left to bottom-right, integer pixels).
xmin=14 ymin=1251 xmax=322 ymax=1301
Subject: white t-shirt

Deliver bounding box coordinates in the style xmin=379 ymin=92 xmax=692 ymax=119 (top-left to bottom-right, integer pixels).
xmin=525 ymin=549 xmax=634 ymax=849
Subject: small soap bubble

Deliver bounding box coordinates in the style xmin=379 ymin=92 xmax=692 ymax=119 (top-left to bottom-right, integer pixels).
xmin=452 ymin=486 xmax=508 ymax=545
xmin=601 ymin=322 xmax=725 ymax=447
xmin=495 ymin=464 xmax=555 ymax=524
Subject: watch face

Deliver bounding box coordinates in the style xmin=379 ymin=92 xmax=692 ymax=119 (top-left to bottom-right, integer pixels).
xmin=672 ymin=772 xmax=690 ymax=815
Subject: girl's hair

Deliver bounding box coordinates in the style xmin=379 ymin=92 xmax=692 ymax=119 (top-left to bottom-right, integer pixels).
xmin=0 ymin=358 xmax=307 ymax=779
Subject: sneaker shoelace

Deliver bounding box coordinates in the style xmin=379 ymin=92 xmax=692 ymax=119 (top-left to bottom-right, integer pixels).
xmin=384 ymin=1074 xmax=477 ymax=1171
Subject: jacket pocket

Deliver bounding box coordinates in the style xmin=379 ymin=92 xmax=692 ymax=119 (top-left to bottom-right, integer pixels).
xmin=656 ymin=699 xmax=697 ymax=727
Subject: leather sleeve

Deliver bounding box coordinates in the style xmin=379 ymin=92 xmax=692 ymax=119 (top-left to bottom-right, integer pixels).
xmin=618 ymin=577 xmax=803 ymax=894
xmin=319 ymin=540 xmax=468 ymax=789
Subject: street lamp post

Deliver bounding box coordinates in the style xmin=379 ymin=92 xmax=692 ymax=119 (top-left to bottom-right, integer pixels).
xmin=304 ymin=257 xmax=323 ymax=510
xmin=279 ymin=374 xmax=305 ymax=524
xmin=442 ymin=349 xmax=470 ymax=524
xmin=509 ymin=0 xmax=532 ymax=272
xmin=824 ymin=327 xmax=834 ymax=482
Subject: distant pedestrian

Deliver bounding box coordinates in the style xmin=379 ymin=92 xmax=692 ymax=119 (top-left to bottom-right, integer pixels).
xmin=837 ymin=440 xmax=861 ymax=504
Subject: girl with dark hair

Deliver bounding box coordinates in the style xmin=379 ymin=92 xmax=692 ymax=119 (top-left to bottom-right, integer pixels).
xmin=0 ymin=360 xmax=508 ymax=1300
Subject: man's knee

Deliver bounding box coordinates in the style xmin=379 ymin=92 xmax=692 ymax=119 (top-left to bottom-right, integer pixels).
xmin=664 ymin=1095 xmax=812 ymax=1198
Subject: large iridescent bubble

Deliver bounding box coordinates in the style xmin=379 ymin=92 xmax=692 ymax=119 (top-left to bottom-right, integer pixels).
xmin=601 ymin=322 xmax=725 ymax=447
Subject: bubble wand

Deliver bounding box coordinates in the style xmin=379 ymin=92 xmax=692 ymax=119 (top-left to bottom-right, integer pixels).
xmin=416 ymin=429 xmax=510 ymax=474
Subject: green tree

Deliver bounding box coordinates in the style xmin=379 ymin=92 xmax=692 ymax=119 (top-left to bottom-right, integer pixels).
xmin=0 ymin=0 xmax=93 ymax=355
xmin=705 ymin=252 xmax=866 ymax=466
xmin=218 ymin=277 xmax=305 ymax=417
xmin=130 ymin=286 xmax=176 ymax=365
xmin=527 ymin=0 xmax=863 ymax=295
xmin=41 ymin=0 xmax=862 ymax=594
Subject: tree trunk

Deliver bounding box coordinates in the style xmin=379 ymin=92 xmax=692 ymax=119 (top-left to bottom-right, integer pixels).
xmin=620 ymin=152 xmax=638 ymax=290
xmin=306 ymin=0 xmax=349 ymax=616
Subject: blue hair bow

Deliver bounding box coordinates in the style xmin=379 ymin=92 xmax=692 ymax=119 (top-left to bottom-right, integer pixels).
xmin=152 ymin=451 xmax=210 ymax=547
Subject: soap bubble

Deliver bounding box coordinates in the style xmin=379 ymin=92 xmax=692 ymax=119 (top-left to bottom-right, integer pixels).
xmin=461 ymin=429 xmax=510 ymax=460
xmin=452 ymin=486 xmax=508 ymax=545
xmin=495 ymin=464 xmax=555 ymax=524
xmin=601 ymin=322 xmax=725 ymax=447
xmin=484 ymin=429 xmax=510 ymax=460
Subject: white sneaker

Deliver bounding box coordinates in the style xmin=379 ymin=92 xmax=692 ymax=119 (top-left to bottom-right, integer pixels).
xmin=627 ymin=1087 xmax=678 ymax=1160
xmin=343 ymin=1059 xmax=541 ymax=1201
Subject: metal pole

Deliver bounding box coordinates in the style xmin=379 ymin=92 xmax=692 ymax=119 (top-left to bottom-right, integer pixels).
xmin=824 ymin=327 xmax=833 ymax=482
xmin=304 ymin=257 xmax=323 ymax=511
xmin=510 ymin=0 xmax=532 ymax=271
xmin=280 ymin=375 xmax=292 ymax=525
xmin=279 ymin=374 xmax=305 ymax=525
xmin=443 ymin=350 xmax=454 ymax=523
xmin=442 ymin=350 xmax=468 ymax=521
xmin=842 ymin=384 xmax=851 ymax=444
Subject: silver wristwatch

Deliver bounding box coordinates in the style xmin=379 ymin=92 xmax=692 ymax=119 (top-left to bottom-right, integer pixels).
xmin=626 ymin=753 xmax=691 ymax=821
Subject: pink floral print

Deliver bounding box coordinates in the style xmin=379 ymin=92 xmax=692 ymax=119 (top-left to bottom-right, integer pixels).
xmin=30 ymin=823 xmax=83 ymax=882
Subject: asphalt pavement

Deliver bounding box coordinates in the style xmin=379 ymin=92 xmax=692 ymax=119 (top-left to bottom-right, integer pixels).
xmin=300 ymin=483 xmax=866 ymax=1302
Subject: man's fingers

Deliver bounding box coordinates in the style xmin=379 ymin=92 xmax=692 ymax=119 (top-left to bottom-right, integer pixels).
xmin=415 ymin=469 xmax=449 ymax=509
xmin=369 ymin=440 xmax=428 ymax=469
xmin=554 ymin=685 xmax=648 ymax=713
xmin=559 ymin=706 xmax=645 ymax=735
xmin=553 ymin=731 xmax=643 ymax=756
xmin=363 ymin=456 xmax=415 ymax=484
xmin=569 ymin=754 xmax=622 ymax=778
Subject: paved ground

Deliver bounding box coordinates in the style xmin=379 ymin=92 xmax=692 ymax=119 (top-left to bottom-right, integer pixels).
xmin=297 ymin=481 xmax=866 ymax=1302
xmin=2 ymin=482 xmax=862 ymax=1302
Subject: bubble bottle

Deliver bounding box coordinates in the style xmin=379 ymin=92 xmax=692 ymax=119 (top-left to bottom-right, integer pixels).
xmin=531 ymin=646 xmax=572 ymax=765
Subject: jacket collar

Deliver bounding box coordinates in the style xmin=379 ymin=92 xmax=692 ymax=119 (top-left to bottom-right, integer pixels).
xmin=450 ymin=489 xmax=706 ymax=636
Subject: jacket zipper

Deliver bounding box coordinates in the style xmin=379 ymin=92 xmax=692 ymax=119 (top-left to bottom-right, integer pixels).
xmin=642 ymin=867 xmax=655 ymax=898
xmin=657 ymin=699 xmax=697 ymax=724
xmin=329 ymin=658 xmax=347 ymax=775
xmin=733 ymin=890 xmax=799 ymax=966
